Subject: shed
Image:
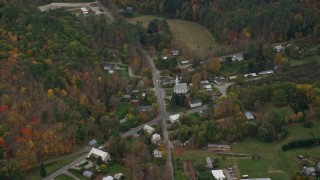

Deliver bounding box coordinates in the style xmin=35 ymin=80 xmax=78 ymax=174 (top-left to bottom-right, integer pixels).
xmin=88 ymin=139 xmax=97 ymax=147
xmin=83 ymin=171 xmax=93 ymax=178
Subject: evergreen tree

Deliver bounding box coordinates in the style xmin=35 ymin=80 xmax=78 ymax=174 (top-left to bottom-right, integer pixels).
xmin=40 ymin=163 xmax=47 ymax=178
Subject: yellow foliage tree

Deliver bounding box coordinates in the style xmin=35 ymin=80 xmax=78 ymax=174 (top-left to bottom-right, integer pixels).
xmin=47 ymin=89 xmax=54 ymax=97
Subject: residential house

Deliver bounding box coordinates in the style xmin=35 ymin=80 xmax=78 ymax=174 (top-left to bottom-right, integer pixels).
xmin=171 ymin=50 xmax=179 ymax=56
xmin=211 ymin=170 xmax=226 ymax=180
xmin=203 ymin=84 xmax=212 ymax=90
xmin=214 ymin=77 xmax=225 ymax=85
xmin=189 ymin=99 xmax=202 ymax=108
xmin=104 ymin=64 xmax=114 ymax=74
xmin=114 ymin=173 xmax=124 ymax=180
xmin=153 ymin=149 xmax=163 ymax=158
xmin=181 ymin=60 xmax=190 ymax=65
xmin=151 ymin=133 xmax=161 ymax=144
xmin=83 ymin=171 xmax=93 ymax=178
xmin=206 ymin=157 xmax=213 ymax=169
xmin=143 ymin=125 xmax=155 ymax=134
xmin=139 ymin=105 xmax=153 ymax=112
xmin=304 ymin=166 xmax=316 ymax=176
xmin=207 ymin=144 xmax=230 ymax=152
xmin=245 ymin=112 xmax=255 ymax=120
xmin=103 ymin=176 xmax=114 ymax=180
xmin=244 ymin=73 xmax=257 ymax=78
xmin=87 ymin=148 xmax=111 ymax=162
xmin=200 ymin=80 xmax=210 ymax=85
xmin=232 ymin=52 xmax=244 ymax=61
xmin=169 ymin=114 xmax=180 ymax=123
xmin=88 ymin=139 xmax=97 ymax=147
xmin=228 ymin=76 xmax=237 ymax=81
xmin=125 ymin=6 xmax=133 ymax=12
xmin=258 ymin=70 xmax=274 ymax=75
xmin=123 ymin=94 xmax=131 ymax=100
xmin=173 ymin=140 xmax=183 ymax=147
xmin=316 ymin=162 xmax=320 ymax=172
xmin=273 ymin=45 xmax=284 ymax=52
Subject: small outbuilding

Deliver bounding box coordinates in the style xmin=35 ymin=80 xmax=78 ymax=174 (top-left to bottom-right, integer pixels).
xmin=169 ymin=114 xmax=180 ymax=123
xmin=88 ymin=139 xmax=97 ymax=147
xmin=211 ymin=170 xmax=226 ymax=180
xmin=245 ymin=112 xmax=255 ymax=120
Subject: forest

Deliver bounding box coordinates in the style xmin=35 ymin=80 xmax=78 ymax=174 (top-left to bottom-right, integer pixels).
xmin=0 ymin=1 xmax=148 ymax=178
xmin=114 ymin=0 xmax=320 ymax=44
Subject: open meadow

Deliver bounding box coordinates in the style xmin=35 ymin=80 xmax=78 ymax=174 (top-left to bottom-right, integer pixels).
xmin=125 ymin=15 xmax=221 ymax=59
xmin=175 ymin=121 xmax=320 ymax=180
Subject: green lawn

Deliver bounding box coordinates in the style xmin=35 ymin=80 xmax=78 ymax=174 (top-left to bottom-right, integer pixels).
xmin=106 ymin=163 xmax=131 ymax=178
xmin=25 ymin=154 xmax=81 ymax=180
xmin=232 ymin=121 xmax=320 ymax=179
xmin=221 ymin=61 xmax=247 ymax=75
xmin=54 ymin=174 xmax=73 ymax=180
xmin=175 ymin=122 xmax=320 ymax=180
xmin=115 ymin=102 xmax=130 ymax=118
xmin=68 ymin=170 xmax=89 ymax=180
xmin=117 ymin=69 xmax=129 ymax=79
xmin=125 ymin=15 xmax=221 ymax=59
xmin=290 ymin=55 xmax=320 ymax=66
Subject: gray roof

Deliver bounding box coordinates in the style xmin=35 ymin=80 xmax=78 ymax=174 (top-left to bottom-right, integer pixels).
xmin=88 ymin=139 xmax=97 ymax=146
xmin=174 ymin=83 xmax=188 ymax=91
xmin=245 ymin=112 xmax=255 ymax=120
xmin=190 ymin=99 xmax=202 ymax=104
xmin=139 ymin=105 xmax=153 ymax=112
xmin=83 ymin=171 xmax=93 ymax=178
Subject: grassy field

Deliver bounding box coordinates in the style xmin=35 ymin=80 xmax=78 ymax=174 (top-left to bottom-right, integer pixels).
xmin=115 ymin=102 xmax=130 ymax=118
xmin=106 ymin=163 xmax=131 ymax=178
xmin=175 ymin=121 xmax=320 ymax=180
xmin=68 ymin=170 xmax=89 ymax=180
xmin=290 ymin=55 xmax=320 ymax=66
xmin=125 ymin=15 xmax=221 ymax=59
xmin=54 ymin=174 xmax=73 ymax=180
xmin=25 ymin=154 xmax=81 ymax=180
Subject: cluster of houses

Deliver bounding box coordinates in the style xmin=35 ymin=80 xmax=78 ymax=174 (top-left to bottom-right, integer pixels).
xmin=303 ymin=162 xmax=320 ymax=176
xmin=143 ymin=125 xmax=163 ymax=158
xmin=71 ymin=140 xmax=125 ymax=180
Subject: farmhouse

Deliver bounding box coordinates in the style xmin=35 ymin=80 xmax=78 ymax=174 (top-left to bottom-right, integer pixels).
xmin=87 ymin=148 xmax=111 ymax=162
xmin=211 ymin=170 xmax=226 ymax=180
xmin=143 ymin=125 xmax=155 ymax=134
xmin=232 ymin=52 xmax=244 ymax=61
xmin=189 ymin=99 xmax=202 ymax=108
xmin=169 ymin=114 xmax=180 ymax=123
xmin=245 ymin=112 xmax=255 ymax=120
xmin=151 ymin=133 xmax=161 ymax=144
xmin=207 ymin=144 xmax=231 ymax=152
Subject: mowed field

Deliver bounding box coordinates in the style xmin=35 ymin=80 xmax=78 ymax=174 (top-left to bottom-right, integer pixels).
xmin=125 ymin=15 xmax=220 ymax=59
xmin=175 ymin=121 xmax=320 ymax=180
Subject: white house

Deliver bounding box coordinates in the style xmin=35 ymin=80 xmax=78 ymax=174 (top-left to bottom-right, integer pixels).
xmin=143 ymin=125 xmax=155 ymax=134
xmin=153 ymin=149 xmax=163 ymax=158
xmin=103 ymin=176 xmax=114 ymax=180
xmin=87 ymin=148 xmax=111 ymax=162
xmin=273 ymin=45 xmax=284 ymax=52
xmin=169 ymin=114 xmax=180 ymax=123
xmin=258 ymin=70 xmax=274 ymax=75
xmin=114 ymin=173 xmax=124 ymax=180
xmin=245 ymin=112 xmax=255 ymax=120
xmin=244 ymin=73 xmax=257 ymax=78
xmin=151 ymin=133 xmax=161 ymax=144
xmin=173 ymin=76 xmax=188 ymax=94
xmin=211 ymin=170 xmax=226 ymax=180
xmin=232 ymin=52 xmax=244 ymax=61
xmin=189 ymin=99 xmax=202 ymax=108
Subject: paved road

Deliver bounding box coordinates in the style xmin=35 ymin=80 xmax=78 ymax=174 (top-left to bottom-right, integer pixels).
xmin=43 ymin=153 xmax=87 ymax=180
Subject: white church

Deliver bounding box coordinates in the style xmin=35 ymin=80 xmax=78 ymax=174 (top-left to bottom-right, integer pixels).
xmin=173 ymin=76 xmax=188 ymax=94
